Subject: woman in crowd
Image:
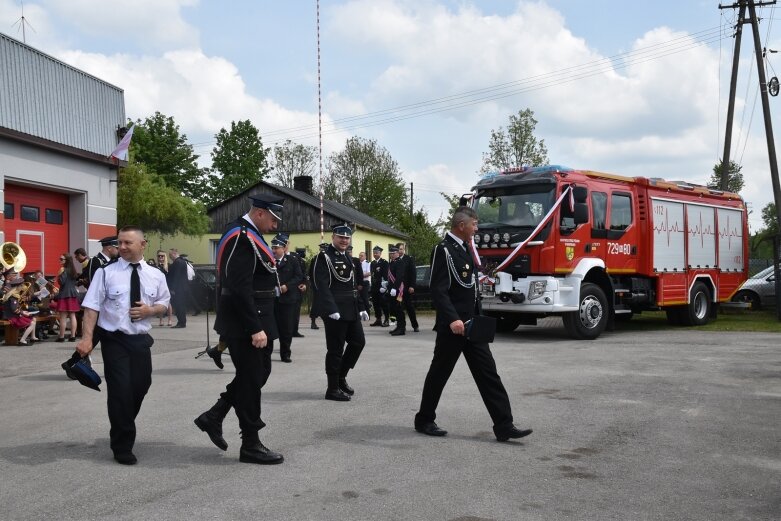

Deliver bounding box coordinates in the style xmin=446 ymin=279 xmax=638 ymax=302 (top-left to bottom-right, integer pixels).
xmin=156 ymin=249 xmax=173 ymax=327
xmin=3 ymin=276 xmax=38 ymax=345
xmin=55 ymin=253 xmax=80 ymax=342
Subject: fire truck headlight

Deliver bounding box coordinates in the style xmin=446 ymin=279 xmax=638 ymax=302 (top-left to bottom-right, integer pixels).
xmin=528 ymin=281 xmax=547 ymax=299
xmin=502 ymin=232 xmax=510 ymax=242
xmin=492 ymin=233 xmax=500 ymax=243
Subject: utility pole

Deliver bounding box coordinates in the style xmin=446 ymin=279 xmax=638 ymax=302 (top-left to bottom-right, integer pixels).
xmin=720 ymin=0 xmax=781 ymax=320
xmin=719 ymin=1 xmax=746 ymax=191
xmin=409 ymin=182 xmax=414 ymax=218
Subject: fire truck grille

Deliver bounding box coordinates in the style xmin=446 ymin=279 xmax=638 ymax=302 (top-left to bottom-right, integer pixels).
xmin=483 ymin=255 xmax=531 ymax=275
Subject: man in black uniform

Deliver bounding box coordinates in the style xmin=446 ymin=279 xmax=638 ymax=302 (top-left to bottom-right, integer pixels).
xmin=348 ymin=245 xmax=371 ymax=313
xmin=312 ymin=224 xmax=370 ymax=401
xmin=396 ymin=243 xmax=419 ymax=333
xmin=414 ymin=206 xmax=532 ymax=442
xmin=369 ymin=245 xmax=390 ymax=327
xmin=387 ymin=245 xmax=406 ymax=335
xmin=292 ymin=247 xmax=307 ymax=338
xmin=87 ymin=236 xmax=119 ymax=284
xmin=308 ymin=242 xmax=328 ymax=330
xmin=272 ymin=233 xmax=303 ymax=363
xmin=193 ymin=194 xmax=285 ymax=465
xmin=167 ymin=248 xmax=189 ymax=328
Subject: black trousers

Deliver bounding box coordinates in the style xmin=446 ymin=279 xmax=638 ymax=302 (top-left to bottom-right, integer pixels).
xmin=274 ymin=300 xmax=296 ymax=359
xmin=322 ymin=317 xmax=365 ymax=376
xmin=293 ymin=299 xmax=303 ymax=333
xmin=415 ymin=327 xmax=513 ymax=431
xmin=403 ymin=294 xmax=418 ymax=329
xmin=171 ymin=291 xmax=187 ymax=326
xmin=390 ymin=297 xmax=405 ymax=330
xmin=100 ymin=329 xmax=153 ymax=455
xmin=221 ymin=336 xmax=274 ymax=434
xmin=371 ymin=289 xmax=389 ymax=321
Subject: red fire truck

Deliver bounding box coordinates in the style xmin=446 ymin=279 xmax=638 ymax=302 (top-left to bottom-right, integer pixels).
xmin=469 ymin=166 xmax=749 ymax=339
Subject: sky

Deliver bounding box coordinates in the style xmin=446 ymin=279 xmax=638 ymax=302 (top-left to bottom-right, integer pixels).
xmin=2 ymin=0 xmax=781 ymax=232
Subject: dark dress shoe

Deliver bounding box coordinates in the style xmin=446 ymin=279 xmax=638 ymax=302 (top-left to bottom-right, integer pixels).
xmin=338 ymin=377 xmax=354 ymax=395
xmin=310 ymin=322 xmax=319 ymax=330
xmin=495 ymin=425 xmax=533 ymax=442
xmin=390 ymin=329 xmax=406 ymax=336
xmin=325 ymin=388 xmax=351 ymax=401
xmin=415 ymin=422 xmax=447 ymax=437
xmin=194 ymin=414 xmax=229 ymax=451
xmin=206 ymin=345 xmax=224 ymax=370
xmin=239 ymin=442 xmax=284 ymax=465
xmin=369 ymin=320 xmax=382 ymax=327
xmin=292 ymin=332 xmax=304 ymax=338
xmin=113 ymin=452 xmax=137 ymax=465
xmin=171 ymin=324 xmax=186 ymax=329
xmin=381 ymin=321 xmax=389 ymax=327
xmin=413 ymin=327 xmax=420 ymax=332
xmin=281 ymin=356 xmax=292 ymax=363
xmin=56 ymin=337 xmax=66 ymax=343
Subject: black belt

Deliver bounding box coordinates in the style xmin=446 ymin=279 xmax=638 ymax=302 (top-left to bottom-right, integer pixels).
xmin=332 ymin=290 xmax=357 ymax=297
xmin=221 ymin=288 xmax=276 ymax=299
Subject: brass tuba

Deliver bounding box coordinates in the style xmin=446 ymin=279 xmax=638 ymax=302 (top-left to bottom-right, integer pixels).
xmin=0 ymin=242 xmax=26 ymax=273
xmin=3 ymin=281 xmax=31 ymax=303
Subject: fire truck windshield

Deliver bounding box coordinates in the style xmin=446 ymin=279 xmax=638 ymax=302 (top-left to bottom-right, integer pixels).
xmin=474 ymin=186 xmax=555 ymax=228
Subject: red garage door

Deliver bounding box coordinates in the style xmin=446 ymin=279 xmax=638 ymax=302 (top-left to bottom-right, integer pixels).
xmin=4 ymin=184 xmax=69 ymax=277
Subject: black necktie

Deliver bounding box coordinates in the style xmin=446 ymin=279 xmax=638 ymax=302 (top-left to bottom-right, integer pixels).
xmin=130 ymin=263 xmax=141 ymax=308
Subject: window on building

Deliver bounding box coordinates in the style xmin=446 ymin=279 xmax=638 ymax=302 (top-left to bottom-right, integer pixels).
xmin=3 ymin=203 xmax=13 ymax=220
xmin=45 ymin=208 xmax=63 ymax=225
xmin=20 ymin=205 xmax=40 ymax=222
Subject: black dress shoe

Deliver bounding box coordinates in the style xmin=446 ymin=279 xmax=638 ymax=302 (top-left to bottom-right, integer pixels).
xmin=206 ymin=345 xmax=224 ymax=370
xmin=281 ymin=356 xmax=292 ymax=363
xmin=325 ymin=388 xmax=351 ymax=401
xmin=413 ymin=327 xmax=420 ymax=332
xmin=310 ymin=322 xmax=319 ymax=330
xmin=415 ymin=422 xmax=447 ymax=437
xmin=390 ymin=329 xmax=406 ymax=336
xmin=292 ymin=332 xmax=304 ymax=338
xmin=381 ymin=321 xmax=389 ymax=327
xmin=495 ymin=426 xmax=533 ymax=442
xmin=239 ymin=442 xmax=284 ymax=465
xmin=171 ymin=324 xmax=186 ymax=329
xmin=369 ymin=320 xmax=382 ymax=327
xmin=194 ymin=414 xmax=229 ymax=451
xmin=113 ymin=452 xmax=138 ymax=465
xmin=338 ymin=377 xmax=354 ymax=395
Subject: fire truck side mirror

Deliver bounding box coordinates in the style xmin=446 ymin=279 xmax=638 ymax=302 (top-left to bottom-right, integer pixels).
xmin=573 ymin=203 xmax=589 ymax=224
xmin=573 ymin=186 xmax=588 ymax=203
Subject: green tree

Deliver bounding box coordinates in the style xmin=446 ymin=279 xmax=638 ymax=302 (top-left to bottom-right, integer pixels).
xmin=708 ymin=159 xmax=744 ymax=193
xmin=129 ymin=112 xmax=204 ymax=200
xmin=205 ymin=120 xmax=270 ymax=208
xmin=117 ymin=162 xmax=209 ymax=236
xmin=398 ymin=209 xmax=441 ymax=262
xmin=270 ymin=139 xmax=317 ymax=188
xmin=323 ymin=137 xmax=409 ymax=228
xmin=481 ymin=108 xmax=549 ymax=173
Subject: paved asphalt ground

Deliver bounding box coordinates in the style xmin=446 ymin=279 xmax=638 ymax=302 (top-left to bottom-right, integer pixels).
xmin=0 ymin=313 xmax=779 ymax=521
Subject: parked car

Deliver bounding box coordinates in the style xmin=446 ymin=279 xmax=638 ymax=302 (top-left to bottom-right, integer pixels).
xmin=190 ymin=264 xmax=217 ymax=312
xmin=415 ymin=265 xmax=432 ymax=309
xmin=732 ymin=265 xmax=777 ymax=310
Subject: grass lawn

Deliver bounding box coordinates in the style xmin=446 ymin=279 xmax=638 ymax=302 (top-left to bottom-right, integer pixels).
xmin=621 ymin=308 xmax=781 ymax=333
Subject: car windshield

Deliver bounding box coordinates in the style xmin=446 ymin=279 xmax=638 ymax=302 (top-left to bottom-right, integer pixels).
xmin=473 ymin=186 xmax=555 ymax=228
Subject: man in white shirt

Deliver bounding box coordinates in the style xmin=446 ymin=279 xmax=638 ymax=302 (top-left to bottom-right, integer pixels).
xmin=77 ymin=226 xmax=171 ymax=465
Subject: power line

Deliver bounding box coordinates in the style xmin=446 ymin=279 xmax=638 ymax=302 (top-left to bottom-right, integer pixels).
xmin=189 ymin=25 xmax=730 ymax=150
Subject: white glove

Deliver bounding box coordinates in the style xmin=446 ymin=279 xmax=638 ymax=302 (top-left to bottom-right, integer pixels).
xmin=379 ymin=287 xmax=386 ymax=294
xmin=381 ymin=280 xmax=388 ymax=289
xmin=390 ymin=289 xmax=397 ymax=297
xmin=329 ymin=312 xmax=341 ymax=321
xmin=359 ymin=311 xmax=370 ymax=321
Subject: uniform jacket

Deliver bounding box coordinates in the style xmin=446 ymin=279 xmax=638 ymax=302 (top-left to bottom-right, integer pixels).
xmin=168 ymin=256 xmax=190 ymax=294
xmin=276 ymin=252 xmax=304 ymax=305
xmin=430 ymin=233 xmax=480 ymax=330
xmin=87 ymin=252 xmax=111 ymax=286
xmin=370 ymin=257 xmax=389 ymax=291
xmin=213 ymin=217 xmax=279 ymax=340
xmin=396 ymin=254 xmax=417 ymax=291
xmin=312 ymin=244 xmax=365 ymax=320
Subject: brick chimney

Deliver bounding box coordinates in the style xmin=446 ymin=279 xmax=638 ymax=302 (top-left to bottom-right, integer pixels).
xmin=293 ymin=175 xmax=314 ymax=195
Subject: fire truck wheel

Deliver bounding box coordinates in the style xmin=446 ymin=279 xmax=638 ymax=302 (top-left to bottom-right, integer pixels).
xmin=563 ymin=282 xmax=608 ymax=340
xmin=681 ymin=282 xmax=712 ymax=326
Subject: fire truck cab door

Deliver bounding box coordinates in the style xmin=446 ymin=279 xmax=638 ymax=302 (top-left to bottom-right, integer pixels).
xmin=593 ymin=190 xmax=638 ymax=273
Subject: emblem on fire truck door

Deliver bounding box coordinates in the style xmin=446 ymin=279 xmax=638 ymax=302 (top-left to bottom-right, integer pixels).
xmin=565 ymin=245 xmax=575 ymax=261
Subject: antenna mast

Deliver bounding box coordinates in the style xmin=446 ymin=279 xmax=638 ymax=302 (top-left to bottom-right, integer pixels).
xmin=12 ymin=1 xmax=35 ymax=44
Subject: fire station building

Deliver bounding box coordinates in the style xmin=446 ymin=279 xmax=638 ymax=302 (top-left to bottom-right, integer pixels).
xmin=0 ymin=32 xmax=125 ymax=276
